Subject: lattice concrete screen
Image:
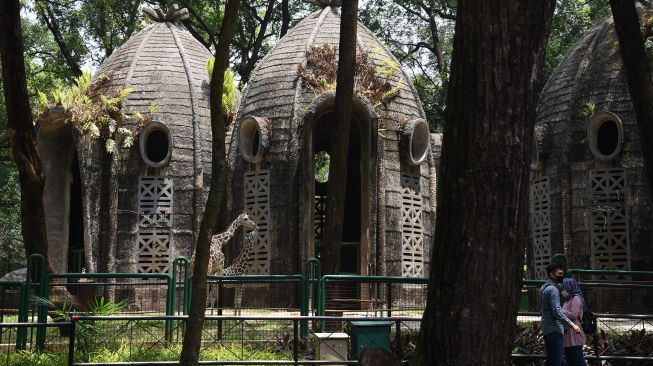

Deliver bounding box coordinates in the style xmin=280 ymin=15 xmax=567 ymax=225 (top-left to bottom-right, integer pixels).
xmin=401 ymin=174 xmax=424 ymax=277
xmin=530 ymin=177 xmax=551 ymax=279
xmin=244 ymin=170 xmax=270 ymax=274
xmin=314 ymin=195 xmax=327 ymax=242
xmin=137 ymin=177 xmax=173 ymax=273
xmin=590 ymin=169 xmax=630 ymax=271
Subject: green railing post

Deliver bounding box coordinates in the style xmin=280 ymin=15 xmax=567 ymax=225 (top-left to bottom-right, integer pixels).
xmin=172 ymin=256 xmax=190 ymax=315
xmin=301 ymin=258 xmax=321 ymax=337
xmin=165 ymin=273 xmax=174 ymax=343
xmin=26 ymin=254 xmax=47 ymax=351
xmin=16 ymin=281 xmax=28 ymax=350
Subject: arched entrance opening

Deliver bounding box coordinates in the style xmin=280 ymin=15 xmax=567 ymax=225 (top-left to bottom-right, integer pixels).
xmin=38 ymin=122 xmax=85 ymax=274
xmin=313 ymin=111 xmax=362 ymax=274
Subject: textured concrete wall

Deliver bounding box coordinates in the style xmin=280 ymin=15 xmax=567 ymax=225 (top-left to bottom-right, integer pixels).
xmin=535 ymin=15 xmax=653 ymax=310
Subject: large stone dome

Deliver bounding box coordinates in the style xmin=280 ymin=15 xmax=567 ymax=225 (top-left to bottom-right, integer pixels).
xmin=39 ymin=17 xmax=213 ymax=275
xmin=94 ymin=21 xmax=212 ymax=153
xmin=226 ymin=5 xmax=437 ymax=280
xmin=237 ymin=6 xmax=426 ymax=130
xmin=531 ymin=12 xmax=653 ymax=294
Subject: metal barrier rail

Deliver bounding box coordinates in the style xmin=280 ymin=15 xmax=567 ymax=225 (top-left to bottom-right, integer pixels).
xmin=318 ymin=275 xmax=428 ymax=318
xmin=68 ymin=315 xmax=420 ymax=365
xmin=1 ymin=313 xmax=651 ymax=365
xmin=514 ymin=312 xmax=653 ymax=365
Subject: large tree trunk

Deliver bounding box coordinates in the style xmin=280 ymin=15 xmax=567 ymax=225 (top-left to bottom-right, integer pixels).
xmin=412 ymin=1 xmax=555 ymax=365
xmin=179 ymin=0 xmax=241 ymax=364
xmin=321 ymin=0 xmax=358 ymax=275
xmin=609 ymin=0 xmax=653 ymax=204
xmin=0 ymin=0 xmax=53 ymax=273
xmin=280 ymin=0 xmax=290 ymax=37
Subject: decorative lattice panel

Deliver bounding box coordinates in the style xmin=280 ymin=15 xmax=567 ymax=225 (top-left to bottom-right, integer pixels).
xmin=244 ymin=170 xmax=270 ymax=274
xmin=590 ymin=169 xmax=630 ymax=271
xmin=137 ymin=177 xmax=173 ymax=273
xmin=137 ymin=228 xmax=172 ymax=273
xmin=401 ymin=174 xmax=424 ymax=277
xmin=138 ymin=177 xmax=174 ymax=226
xmin=530 ymin=177 xmax=551 ymax=279
xmin=314 ymin=195 xmax=327 ymax=242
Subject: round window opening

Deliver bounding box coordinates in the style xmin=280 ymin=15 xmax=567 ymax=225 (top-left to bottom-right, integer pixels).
xmin=588 ymin=112 xmax=623 ymax=161
xmin=597 ymin=120 xmax=619 ymax=156
xmin=146 ymin=130 xmax=169 ymax=163
xmin=401 ymin=119 xmax=430 ymax=166
xmin=314 ymin=151 xmax=330 ymax=183
xmin=239 ymin=116 xmax=268 ymax=163
xmin=411 ymin=121 xmax=429 ymax=163
xmin=139 ymin=123 xmax=172 ymax=167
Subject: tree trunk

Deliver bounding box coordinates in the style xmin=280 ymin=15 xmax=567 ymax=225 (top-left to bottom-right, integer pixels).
xmin=412 ymin=1 xmax=555 ymax=365
xmin=321 ymin=0 xmax=358 ymax=275
xmin=281 ymin=0 xmax=290 ymax=37
xmin=179 ymin=0 xmax=241 ymax=364
xmin=609 ymin=0 xmax=653 ymax=205
xmin=0 ymin=0 xmax=53 ymax=273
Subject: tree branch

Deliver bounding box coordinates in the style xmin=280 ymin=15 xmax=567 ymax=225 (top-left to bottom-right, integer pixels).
xmin=35 ymin=0 xmax=82 ymax=77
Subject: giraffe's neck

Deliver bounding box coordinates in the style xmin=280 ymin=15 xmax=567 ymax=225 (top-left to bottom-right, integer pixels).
xmin=225 ymin=232 xmax=256 ymax=275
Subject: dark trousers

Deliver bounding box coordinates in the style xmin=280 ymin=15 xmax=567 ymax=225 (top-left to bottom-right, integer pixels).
xmin=544 ymin=332 xmax=564 ymax=366
xmin=564 ymin=345 xmax=587 ymax=366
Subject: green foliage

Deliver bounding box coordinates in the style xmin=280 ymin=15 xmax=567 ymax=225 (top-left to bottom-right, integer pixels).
xmin=544 ymin=0 xmax=610 ymax=80
xmin=206 ymin=56 xmax=237 ymax=114
xmin=35 ymin=72 xmax=153 ymax=153
xmin=0 ymin=350 xmax=68 ymax=366
xmin=1 ymin=343 xmax=288 ymax=365
xmin=0 ymin=69 xmax=24 ymax=274
xmin=412 ymin=74 xmax=446 ymax=132
xmin=581 ymin=101 xmax=595 ymax=119
xmin=314 ymin=151 xmax=330 ymax=183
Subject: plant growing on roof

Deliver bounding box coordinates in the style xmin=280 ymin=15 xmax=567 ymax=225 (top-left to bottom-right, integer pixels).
xmin=297 ymin=44 xmax=400 ymax=107
xmin=34 ymin=72 xmax=154 ymax=153
xmin=581 ymin=101 xmax=595 ymax=119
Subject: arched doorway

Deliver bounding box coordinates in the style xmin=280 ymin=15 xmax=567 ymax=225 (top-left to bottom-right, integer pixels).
xmin=313 ymin=111 xmax=362 ymax=274
xmin=38 ymin=123 xmax=85 ymax=273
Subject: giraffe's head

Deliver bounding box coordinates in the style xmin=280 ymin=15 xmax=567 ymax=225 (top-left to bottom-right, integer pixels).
xmin=236 ymin=213 xmax=258 ymax=232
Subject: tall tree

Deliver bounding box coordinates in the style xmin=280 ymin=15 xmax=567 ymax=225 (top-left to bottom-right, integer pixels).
xmin=0 ymin=0 xmax=52 ymax=272
xmin=412 ymin=1 xmax=555 ymax=365
xmin=321 ymin=0 xmax=359 ymax=275
xmin=609 ymin=0 xmax=653 ymax=204
xmin=179 ymin=0 xmax=241 ymax=364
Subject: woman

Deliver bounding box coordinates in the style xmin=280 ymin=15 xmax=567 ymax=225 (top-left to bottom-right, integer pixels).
xmin=562 ymin=278 xmax=588 ymax=366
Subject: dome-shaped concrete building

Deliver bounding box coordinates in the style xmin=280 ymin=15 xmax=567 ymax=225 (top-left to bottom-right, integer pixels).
xmin=531 ymin=11 xmax=653 ymax=308
xmin=38 ymin=7 xmax=212 ymax=275
xmin=226 ymin=4 xmax=439 ymax=278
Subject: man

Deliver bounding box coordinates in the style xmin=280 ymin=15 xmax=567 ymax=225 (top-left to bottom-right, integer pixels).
xmin=541 ymin=262 xmax=581 ymax=366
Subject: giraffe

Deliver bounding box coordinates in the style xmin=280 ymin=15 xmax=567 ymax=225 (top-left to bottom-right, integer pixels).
xmin=189 ymin=213 xmax=257 ymax=278
xmin=223 ymin=228 xmax=258 ymax=314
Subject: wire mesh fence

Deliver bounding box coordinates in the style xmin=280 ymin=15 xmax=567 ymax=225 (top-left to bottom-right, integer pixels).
xmin=512 ymin=313 xmax=653 ymax=365
xmin=204 ymin=276 xmax=306 ymax=318
xmin=46 ymin=275 xmax=172 ymax=315
xmin=0 ymin=322 xmax=71 ymax=366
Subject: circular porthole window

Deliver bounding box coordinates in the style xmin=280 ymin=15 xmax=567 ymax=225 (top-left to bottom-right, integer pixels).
xmin=139 ymin=122 xmax=172 ymax=167
xmin=239 ymin=116 xmax=270 ymax=163
xmin=400 ymin=119 xmax=430 ymax=166
xmin=587 ymin=112 xmax=624 ymax=161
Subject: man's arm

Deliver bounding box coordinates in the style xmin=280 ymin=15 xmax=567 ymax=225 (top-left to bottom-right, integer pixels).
xmin=547 ymin=287 xmax=574 ymax=327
